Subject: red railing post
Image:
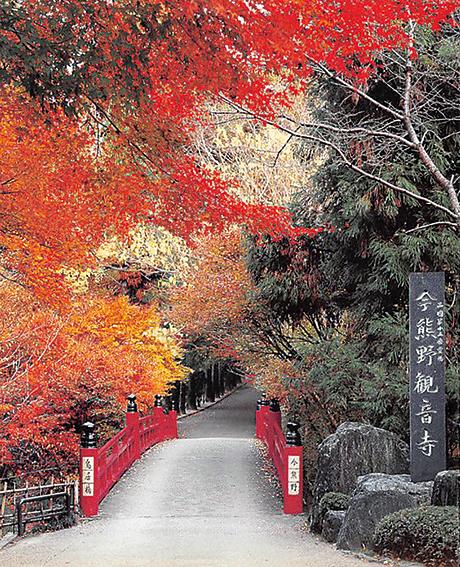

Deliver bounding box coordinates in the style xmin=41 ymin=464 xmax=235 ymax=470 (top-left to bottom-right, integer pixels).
xmin=80 ymin=392 xmax=178 ymax=518
xmin=256 ymin=393 xmax=270 ymax=442
xmin=169 ymin=399 xmax=178 ymax=439
xmin=283 ymin=422 xmax=303 ymax=515
xmin=126 ymin=394 xmax=141 ymax=460
xmin=266 ymin=398 xmax=280 ymax=467
xmin=256 ymin=399 xmax=262 ymax=439
xmin=80 ymin=422 xmax=99 ymax=517
xmin=256 ymin=397 xmax=304 ymax=515
xmin=154 ymin=395 xmax=164 ymax=441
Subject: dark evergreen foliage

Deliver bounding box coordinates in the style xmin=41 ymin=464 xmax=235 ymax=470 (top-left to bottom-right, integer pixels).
xmin=373 ymin=506 xmax=460 ymax=565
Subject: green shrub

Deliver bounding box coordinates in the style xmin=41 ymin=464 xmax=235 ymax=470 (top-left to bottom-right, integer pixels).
xmin=373 ymin=506 xmax=460 ymax=565
xmin=317 ymin=492 xmax=351 ymax=530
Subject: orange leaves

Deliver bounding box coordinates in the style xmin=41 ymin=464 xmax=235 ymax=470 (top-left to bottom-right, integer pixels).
xmin=0 ymin=89 xmax=96 ymax=302
xmin=1 ymin=2 xmax=339 ymax=310
xmin=169 ymin=227 xmax=255 ymax=354
xmin=0 ymin=283 xmax=186 ymax=475
xmin=0 ymin=83 xmax=307 ymax=306
xmin=66 ymin=294 xmax=185 ymax=390
xmin=0 ymin=87 xmax=147 ymax=305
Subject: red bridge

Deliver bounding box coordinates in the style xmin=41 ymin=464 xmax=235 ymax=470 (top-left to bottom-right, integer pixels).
xmin=0 ymin=385 xmax=372 ymax=567
xmin=80 ymin=394 xmax=179 ymax=517
xmin=80 ymin=390 xmax=302 ymax=518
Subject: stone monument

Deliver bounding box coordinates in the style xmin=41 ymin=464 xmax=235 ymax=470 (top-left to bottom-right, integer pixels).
xmin=409 ymin=272 xmax=446 ymax=482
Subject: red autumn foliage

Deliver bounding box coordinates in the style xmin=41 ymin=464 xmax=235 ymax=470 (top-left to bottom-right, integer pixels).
xmin=0 ymin=284 xmax=185 ymax=477
xmin=3 ymin=0 xmax=455 ymax=303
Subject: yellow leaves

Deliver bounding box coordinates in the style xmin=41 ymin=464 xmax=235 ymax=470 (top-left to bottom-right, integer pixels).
xmin=0 ymin=403 xmax=13 ymax=413
xmin=64 ymin=293 xmax=186 ymax=393
xmin=197 ymin=96 xmax=320 ymax=208
xmin=68 ymin=294 xmax=154 ymax=344
xmin=96 ymin=224 xmax=191 ymax=286
xmin=0 ymin=281 xmax=187 ymax=430
xmin=63 ymin=267 xmax=92 ymax=293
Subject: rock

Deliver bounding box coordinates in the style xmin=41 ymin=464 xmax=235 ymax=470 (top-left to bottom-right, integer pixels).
xmin=336 ymin=473 xmax=433 ymax=551
xmin=317 ymin=491 xmax=351 ymax=532
xmin=310 ymin=422 xmax=410 ymax=531
xmin=321 ymin=510 xmax=346 ymax=543
xmin=431 ymin=470 xmax=460 ymax=507
xmin=354 ymin=473 xmax=433 ymax=506
xmin=336 ymin=490 xmax=414 ymax=551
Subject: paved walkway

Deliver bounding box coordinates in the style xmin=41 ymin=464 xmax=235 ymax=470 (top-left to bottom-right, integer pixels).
xmin=1 ymin=384 xmax=376 ymax=566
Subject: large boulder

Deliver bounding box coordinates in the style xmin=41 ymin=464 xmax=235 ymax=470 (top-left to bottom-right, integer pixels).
xmin=336 ymin=473 xmax=433 ymax=551
xmin=431 ymin=470 xmax=460 ymax=507
xmin=310 ymin=422 xmax=410 ymax=531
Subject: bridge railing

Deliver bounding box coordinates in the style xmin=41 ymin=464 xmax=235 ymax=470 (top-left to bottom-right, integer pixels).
xmin=79 ymin=394 xmax=177 ymax=517
xmin=256 ymin=396 xmax=303 ymax=514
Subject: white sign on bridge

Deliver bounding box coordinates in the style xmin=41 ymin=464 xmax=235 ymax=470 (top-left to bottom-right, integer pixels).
xmin=82 ymin=456 xmax=95 ymax=497
xmin=287 ymin=456 xmax=300 ymax=495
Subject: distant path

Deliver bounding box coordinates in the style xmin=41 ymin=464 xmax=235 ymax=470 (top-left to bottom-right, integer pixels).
xmin=1 ymin=384 xmax=374 ymax=566
xmin=178 ymin=381 xmax=259 ymax=438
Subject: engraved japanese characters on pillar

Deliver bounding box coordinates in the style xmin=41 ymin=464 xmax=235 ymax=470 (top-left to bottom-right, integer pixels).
xmin=409 ymin=272 xmax=446 ymax=482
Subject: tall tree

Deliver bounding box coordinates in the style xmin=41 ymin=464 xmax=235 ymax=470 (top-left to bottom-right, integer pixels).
xmin=0 ymin=282 xmax=185 ymax=477
xmin=220 ymin=15 xmax=460 ymax=228
xmin=2 ymin=1 xmax=457 ymax=250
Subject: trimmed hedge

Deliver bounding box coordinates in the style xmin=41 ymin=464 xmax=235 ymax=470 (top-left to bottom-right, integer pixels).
xmin=317 ymin=492 xmax=351 ymax=531
xmin=373 ymin=506 xmax=460 ymax=565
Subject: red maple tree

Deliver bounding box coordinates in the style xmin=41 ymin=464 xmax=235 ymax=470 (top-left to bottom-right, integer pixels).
xmin=3 ymin=1 xmax=455 ymax=303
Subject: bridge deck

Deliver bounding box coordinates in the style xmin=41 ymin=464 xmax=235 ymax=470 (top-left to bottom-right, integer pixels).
xmin=1 ymin=385 xmax=374 ymax=566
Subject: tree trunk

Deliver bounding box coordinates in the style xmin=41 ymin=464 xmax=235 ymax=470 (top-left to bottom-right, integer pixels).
xmin=206 ymin=366 xmax=215 ymax=403
xmin=188 ymin=373 xmax=197 ymax=410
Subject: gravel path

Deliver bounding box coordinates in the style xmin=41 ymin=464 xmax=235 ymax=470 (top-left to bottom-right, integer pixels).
xmin=0 ymin=384 xmax=379 ymax=566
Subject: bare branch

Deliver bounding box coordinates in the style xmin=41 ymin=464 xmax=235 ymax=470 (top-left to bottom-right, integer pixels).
xmin=279 ymin=113 xmax=417 ymax=148
xmin=402 ymin=24 xmax=460 ymax=225
xmin=219 ymin=94 xmax=458 ymax=221
xmin=403 ymin=221 xmax=459 ymax=233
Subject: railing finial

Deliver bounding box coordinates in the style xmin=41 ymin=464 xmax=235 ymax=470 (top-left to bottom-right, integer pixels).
xmin=258 ymin=392 xmax=270 ymax=409
xmin=286 ymin=421 xmax=302 ymax=447
xmin=127 ymin=393 xmax=138 ymax=413
xmin=81 ymin=422 xmax=96 ymax=449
